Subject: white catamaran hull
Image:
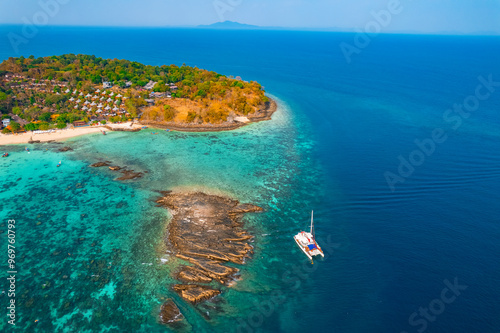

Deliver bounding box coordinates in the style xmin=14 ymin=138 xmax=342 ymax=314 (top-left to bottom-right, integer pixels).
xmin=294 ymin=235 xmax=313 ymax=260
xmin=294 ymin=231 xmax=324 ymax=260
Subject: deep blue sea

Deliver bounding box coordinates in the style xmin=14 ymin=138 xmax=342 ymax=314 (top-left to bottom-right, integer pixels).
xmin=0 ymin=26 xmax=499 ymax=333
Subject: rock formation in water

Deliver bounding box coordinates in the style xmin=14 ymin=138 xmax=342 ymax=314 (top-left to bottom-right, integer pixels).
xmin=156 ymin=191 xmax=262 ymax=307
xmin=159 ymin=299 xmax=184 ymax=325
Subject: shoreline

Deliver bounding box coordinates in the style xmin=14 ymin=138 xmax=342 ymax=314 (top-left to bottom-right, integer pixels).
xmin=0 ymin=122 xmax=143 ymax=146
xmin=0 ymin=98 xmax=278 ymax=146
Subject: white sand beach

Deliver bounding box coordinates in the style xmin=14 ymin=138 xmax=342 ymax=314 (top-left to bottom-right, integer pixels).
xmin=0 ymin=122 xmax=142 ymax=145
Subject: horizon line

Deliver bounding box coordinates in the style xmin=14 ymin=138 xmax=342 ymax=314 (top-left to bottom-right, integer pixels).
xmin=0 ymin=24 xmax=499 ymax=36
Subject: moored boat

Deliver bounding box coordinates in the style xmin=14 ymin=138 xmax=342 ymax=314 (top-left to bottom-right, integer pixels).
xmin=293 ymin=211 xmax=324 ymax=261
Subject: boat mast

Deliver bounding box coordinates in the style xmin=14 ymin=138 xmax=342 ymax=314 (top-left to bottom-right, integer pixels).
xmin=310 ymin=210 xmax=314 ymax=237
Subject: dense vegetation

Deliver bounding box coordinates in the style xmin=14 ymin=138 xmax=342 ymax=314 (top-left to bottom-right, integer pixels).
xmin=0 ymin=54 xmax=269 ymax=132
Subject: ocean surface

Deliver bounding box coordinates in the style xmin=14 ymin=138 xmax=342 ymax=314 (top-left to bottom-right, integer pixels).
xmin=0 ymin=27 xmax=499 ymax=333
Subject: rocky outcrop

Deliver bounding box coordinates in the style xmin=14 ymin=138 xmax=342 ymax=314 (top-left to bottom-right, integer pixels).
xmin=172 ymin=285 xmax=221 ymax=305
xmin=90 ymin=161 xmax=143 ymax=181
xmin=140 ymin=98 xmax=278 ymax=132
xmin=103 ymin=125 xmax=141 ymax=132
xmin=90 ymin=161 xmax=111 ymax=167
xmin=159 ymin=299 xmax=184 ymax=325
xmin=156 ymin=192 xmax=262 ymax=308
xmin=58 ymin=146 xmax=73 ymax=152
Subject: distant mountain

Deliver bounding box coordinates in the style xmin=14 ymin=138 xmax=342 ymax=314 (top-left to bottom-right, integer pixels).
xmin=197 ymin=21 xmax=261 ymax=30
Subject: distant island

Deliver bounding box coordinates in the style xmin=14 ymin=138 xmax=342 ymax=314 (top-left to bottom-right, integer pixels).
xmin=0 ymin=54 xmax=276 ymax=138
xmin=197 ymin=21 xmax=261 ymax=30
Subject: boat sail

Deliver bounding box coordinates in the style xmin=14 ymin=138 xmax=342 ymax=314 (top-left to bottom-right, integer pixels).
xmin=293 ymin=211 xmax=324 ymax=260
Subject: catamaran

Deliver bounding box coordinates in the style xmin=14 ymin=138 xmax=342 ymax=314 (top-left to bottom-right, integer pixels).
xmin=294 ymin=211 xmax=324 ymax=261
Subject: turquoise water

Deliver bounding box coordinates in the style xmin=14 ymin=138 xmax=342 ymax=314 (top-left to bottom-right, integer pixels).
xmin=0 ymin=99 xmax=329 ymax=332
xmin=1 ymin=28 xmax=500 ymax=332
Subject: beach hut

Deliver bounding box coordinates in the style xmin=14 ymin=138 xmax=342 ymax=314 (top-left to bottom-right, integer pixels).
xmin=73 ymin=90 xmax=77 ymax=94
xmin=84 ymin=101 xmax=89 ymax=105
xmin=116 ymin=94 xmax=122 ymax=98
xmin=96 ymin=89 xmax=100 ymax=93
xmin=109 ymin=92 xmax=114 ymax=96
xmin=106 ymin=98 xmax=113 ymax=103
xmin=82 ymin=106 xmax=88 ymax=111
xmin=91 ymin=101 xmax=96 ymax=106
xmin=79 ymin=92 xmax=84 ymax=96
xmin=73 ymin=121 xmax=87 ymax=127
xmin=69 ymin=97 xmax=75 ymax=102
xmin=105 ymin=106 xmax=111 ymax=111
xmin=98 ymin=103 xmax=103 ymax=108
xmin=76 ymin=99 xmax=81 ymax=104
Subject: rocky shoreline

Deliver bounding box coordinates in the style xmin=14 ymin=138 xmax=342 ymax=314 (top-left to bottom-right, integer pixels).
xmin=140 ymin=98 xmax=278 ymax=132
xmin=155 ymin=191 xmax=263 ymax=323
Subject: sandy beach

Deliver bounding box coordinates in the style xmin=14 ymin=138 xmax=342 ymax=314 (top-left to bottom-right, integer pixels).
xmin=0 ymin=122 xmax=143 ymax=145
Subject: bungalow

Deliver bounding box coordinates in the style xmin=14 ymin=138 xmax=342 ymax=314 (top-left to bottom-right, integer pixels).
xmin=73 ymin=121 xmax=87 ymax=127
xmin=73 ymin=90 xmax=77 ymax=94
xmin=98 ymin=103 xmax=103 ymax=108
xmin=76 ymin=99 xmax=81 ymax=103
xmin=103 ymin=81 xmax=113 ymax=89
xmin=96 ymin=89 xmax=101 ymax=93
xmin=109 ymin=92 xmax=114 ymax=96
xmin=116 ymin=94 xmax=122 ymax=98
xmin=106 ymin=98 xmax=113 ymax=103
xmin=145 ymin=99 xmax=155 ymax=105
xmin=144 ymin=81 xmax=157 ymax=90
xmin=2 ymin=119 xmax=11 ymax=127
xmin=74 ymin=105 xmax=79 ymax=109
xmin=69 ymin=97 xmax=75 ymax=102
xmin=79 ymin=92 xmax=84 ymax=96
xmin=84 ymin=101 xmax=90 ymax=105
xmin=65 ymin=89 xmax=70 ymax=93
xmin=85 ymin=93 xmax=92 ymax=98
xmin=113 ymin=106 xmax=119 ymax=111
xmin=91 ymin=102 xmax=97 ymax=106
xmin=125 ymin=81 xmax=132 ymax=88
xmin=104 ymin=106 xmax=111 ymax=111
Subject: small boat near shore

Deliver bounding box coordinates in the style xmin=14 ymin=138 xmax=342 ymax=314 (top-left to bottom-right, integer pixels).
xmin=57 ymin=161 xmax=61 ymax=167
xmin=294 ymin=211 xmax=324 ymax=261
xmin=2 ymin=152 xmax=8 ymax=157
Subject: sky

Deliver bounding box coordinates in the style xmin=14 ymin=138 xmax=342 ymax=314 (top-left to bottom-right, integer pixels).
xmin=0 ymin=0 xmax=499 ymax=34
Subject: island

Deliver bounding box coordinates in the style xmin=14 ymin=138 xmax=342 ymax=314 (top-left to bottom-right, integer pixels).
xmin=0 ymin=54 xmax=276 ymax=143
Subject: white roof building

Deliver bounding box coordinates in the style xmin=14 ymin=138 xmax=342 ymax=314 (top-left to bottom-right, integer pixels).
xmin=105 ymin=106 xmax=111 ymax=110
xmin=107 ymin=98 xmax=113 ymax=102
xmin=96 ymin=89 xmax=100 ymax=93
xmin=69 ymin=97 xmax=75 ymax=102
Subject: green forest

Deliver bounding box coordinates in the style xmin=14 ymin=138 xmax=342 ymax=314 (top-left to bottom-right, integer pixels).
xmin=0 ymin=54 xmax=269 ymax=132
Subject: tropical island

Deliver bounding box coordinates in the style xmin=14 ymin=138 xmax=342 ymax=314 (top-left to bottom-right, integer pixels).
xmin=0 ymin=54 xmax=276 ymax=142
